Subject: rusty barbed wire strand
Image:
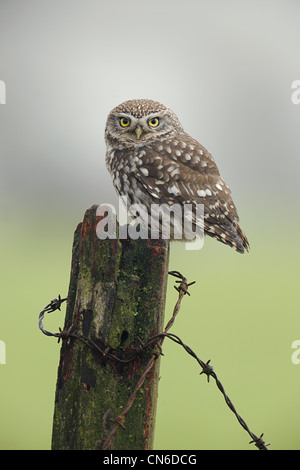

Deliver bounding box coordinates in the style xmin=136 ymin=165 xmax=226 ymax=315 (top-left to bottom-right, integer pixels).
xmin=38 ymin=271 xmax=270 ymax=451
xmin=145 ymin=331 xmax=270 ymax=450
xmin=102 ymin=271 xmax=194 ymax=450
xmin=102 ymin=355 xmax=157 ymax=449
xmin=39 ymin=296 xmax=147 ymax=363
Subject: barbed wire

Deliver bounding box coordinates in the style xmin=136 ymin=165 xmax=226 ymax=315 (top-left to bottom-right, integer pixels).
xmin=39 ymin=271 xmax=270 ymax=451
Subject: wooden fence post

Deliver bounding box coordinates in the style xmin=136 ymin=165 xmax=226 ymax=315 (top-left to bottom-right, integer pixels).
xmin=51 ymin=205 xmax=170 ymax=450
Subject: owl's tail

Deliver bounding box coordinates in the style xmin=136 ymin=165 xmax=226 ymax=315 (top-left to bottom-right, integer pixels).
xmin=205 ymin=222 xmax=250 ymax=254
xmin=236 ymin=224 xmax=250 ymax=253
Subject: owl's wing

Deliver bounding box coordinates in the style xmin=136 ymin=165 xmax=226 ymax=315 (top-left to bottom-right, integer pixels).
xmin=133 ymin=133 xmax=249 ymax=253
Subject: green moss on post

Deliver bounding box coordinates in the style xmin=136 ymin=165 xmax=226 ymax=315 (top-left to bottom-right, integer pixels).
xmin=51 ymin=205 xmax=170 ymax=450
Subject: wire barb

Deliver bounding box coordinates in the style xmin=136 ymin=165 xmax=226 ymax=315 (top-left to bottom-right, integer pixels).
xmin=38 ymin=295 xmax=67 ymax=338
xmin=38 ymin=271 xmax=270 ymax=451
xmin=169 ymin=270 xmax=196 ymax=297
xmin=200 ymin=360 xmax=214 ymax=383
xmin=249 ymin=433 xmax=270 ymax=450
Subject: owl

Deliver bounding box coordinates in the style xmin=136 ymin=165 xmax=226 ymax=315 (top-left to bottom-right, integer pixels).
xmin=105 ymin=99 xmax=249 ymax=253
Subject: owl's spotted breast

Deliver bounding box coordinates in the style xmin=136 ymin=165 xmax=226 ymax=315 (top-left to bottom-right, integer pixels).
xmin=105 ymin=99 xmax=249 ymax=253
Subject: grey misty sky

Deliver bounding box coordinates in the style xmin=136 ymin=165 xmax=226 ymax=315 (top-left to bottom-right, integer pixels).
xmin=0 ymin=0 xmax=299 ymax=221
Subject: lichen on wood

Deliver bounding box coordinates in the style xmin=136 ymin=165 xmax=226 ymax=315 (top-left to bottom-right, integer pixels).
xmin=51 ymin=205 xmax=170 ymax=450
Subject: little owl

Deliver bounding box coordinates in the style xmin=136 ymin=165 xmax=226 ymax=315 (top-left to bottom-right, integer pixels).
xmin=105 ymin=99 xmax=249 ymax=253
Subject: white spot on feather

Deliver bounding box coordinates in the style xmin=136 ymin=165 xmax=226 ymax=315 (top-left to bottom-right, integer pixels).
xmin=168 ymin=185 xmax=180 ymax=196
xmin=140 ymin=168 xmax=149 ymax=176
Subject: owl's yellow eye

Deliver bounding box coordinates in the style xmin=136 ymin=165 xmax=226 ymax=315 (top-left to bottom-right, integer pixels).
xmin=148 ymin=117 xmax=160 ymax=128
xmin=120 ymin=117 xmax=131 ymax=127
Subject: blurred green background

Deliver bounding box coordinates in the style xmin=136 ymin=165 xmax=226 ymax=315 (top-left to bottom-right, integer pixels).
xmin=1 ymin=0 xmax=300 ymax=450
xmin=1 ymin=208 xmax=300 ymax=450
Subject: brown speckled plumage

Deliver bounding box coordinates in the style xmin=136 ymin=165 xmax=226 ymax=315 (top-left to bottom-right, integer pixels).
xmin=105 ymin=99 xmax=249 ymax=253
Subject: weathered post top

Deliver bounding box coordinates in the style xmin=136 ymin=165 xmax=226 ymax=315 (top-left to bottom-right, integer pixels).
xmin=51 ymin=205 xmax=170 ymax=450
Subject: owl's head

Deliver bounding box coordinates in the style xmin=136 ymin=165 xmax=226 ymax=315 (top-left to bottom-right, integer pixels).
xmin=105 ymin=99 xmax=183 ymax=148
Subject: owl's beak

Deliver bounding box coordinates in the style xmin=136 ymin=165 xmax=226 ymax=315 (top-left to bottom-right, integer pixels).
xmin=135 ymin=125 xmax=143 ymax=140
